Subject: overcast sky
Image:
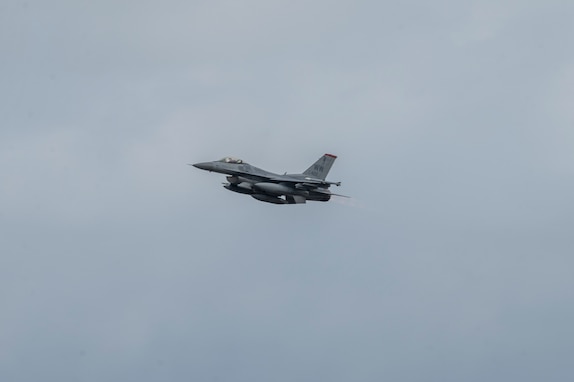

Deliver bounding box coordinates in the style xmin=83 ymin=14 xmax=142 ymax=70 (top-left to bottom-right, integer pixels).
xmin=1 ymin=1 xmax=574 ymax=381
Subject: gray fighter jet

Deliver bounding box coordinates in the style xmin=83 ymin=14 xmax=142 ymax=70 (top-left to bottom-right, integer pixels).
xmin=192 ymin=154 xmax=344 ymax=204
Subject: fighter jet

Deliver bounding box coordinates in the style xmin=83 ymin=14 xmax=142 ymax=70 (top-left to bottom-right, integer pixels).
xmin=192 ymin=154 xmax=344 ymax=204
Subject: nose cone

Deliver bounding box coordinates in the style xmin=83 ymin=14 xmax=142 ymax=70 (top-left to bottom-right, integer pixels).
xmin=192 ymin=162 xmax=213 ymax=171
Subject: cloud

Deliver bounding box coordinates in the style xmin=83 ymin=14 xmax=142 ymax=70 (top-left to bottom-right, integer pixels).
xmin=2 ymin=1 xmax=574 ymax=381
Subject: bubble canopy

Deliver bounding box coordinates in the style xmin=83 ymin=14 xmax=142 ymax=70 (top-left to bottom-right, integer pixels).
xmin=218 ymin=157 xmax=243 ymax=164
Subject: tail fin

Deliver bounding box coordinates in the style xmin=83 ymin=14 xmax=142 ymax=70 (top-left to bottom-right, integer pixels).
xmin=303 ymin=154 xmax=337 ymax=180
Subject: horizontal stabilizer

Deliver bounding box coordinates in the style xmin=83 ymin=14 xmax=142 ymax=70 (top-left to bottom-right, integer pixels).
xmin=313 ymin=188 xmax=350 ymax=198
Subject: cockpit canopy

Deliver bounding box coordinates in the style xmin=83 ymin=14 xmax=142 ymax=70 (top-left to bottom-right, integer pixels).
xmin=218 ymin=157 xmax=243 ymax=164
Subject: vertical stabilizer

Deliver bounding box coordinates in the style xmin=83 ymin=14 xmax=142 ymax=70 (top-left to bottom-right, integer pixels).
xmin=303 ymin=154 xmax=337 ymax=180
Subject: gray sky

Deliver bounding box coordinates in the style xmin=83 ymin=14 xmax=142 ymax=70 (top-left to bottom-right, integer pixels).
xmin=1 ymin=1 xmax=574 ymax=381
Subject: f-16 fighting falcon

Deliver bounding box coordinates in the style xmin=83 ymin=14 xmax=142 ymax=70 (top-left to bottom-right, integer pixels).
xmin=192 ymin=154 xmax=345 ymax=204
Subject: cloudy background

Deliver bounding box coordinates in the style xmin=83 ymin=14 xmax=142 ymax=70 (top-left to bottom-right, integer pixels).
xmin=2 ymin=1 xmax=574 ymax=381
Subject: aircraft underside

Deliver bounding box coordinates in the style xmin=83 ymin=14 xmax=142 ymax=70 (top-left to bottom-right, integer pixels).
xmin=223 ymin=179 xmax=331 ymax=204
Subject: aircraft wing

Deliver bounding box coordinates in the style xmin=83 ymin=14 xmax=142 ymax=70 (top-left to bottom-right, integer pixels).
xmin=268 ymin=177 xmax=341 ymax=187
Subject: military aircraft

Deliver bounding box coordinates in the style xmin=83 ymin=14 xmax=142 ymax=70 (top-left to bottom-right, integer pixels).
xmin=192 ymin=154 xmax=345 ymax=204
